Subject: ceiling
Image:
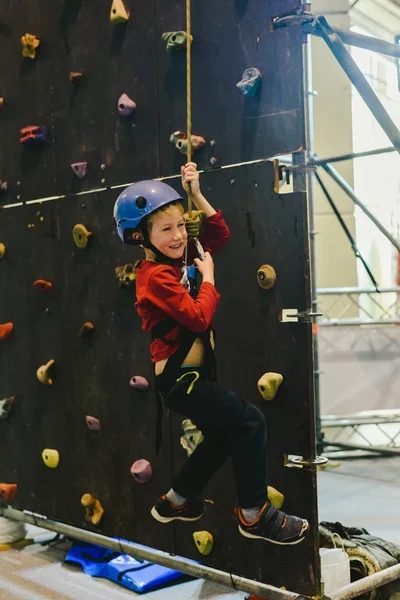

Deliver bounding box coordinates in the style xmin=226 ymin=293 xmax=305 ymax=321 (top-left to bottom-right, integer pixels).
xmin=352 ymin=0 xmax=400 ymax=37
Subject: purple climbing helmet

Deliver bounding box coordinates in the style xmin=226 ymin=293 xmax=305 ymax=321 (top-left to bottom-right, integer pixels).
xmin=113 ymin=180 xmax=183 ymax=243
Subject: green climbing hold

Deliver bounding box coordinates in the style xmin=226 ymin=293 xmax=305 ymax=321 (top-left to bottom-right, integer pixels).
xmin=162 ymin=31 xmax=192 ymax=50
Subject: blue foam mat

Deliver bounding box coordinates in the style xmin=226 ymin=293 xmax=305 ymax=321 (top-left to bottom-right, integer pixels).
xmin=65 ymin=537 xmax=197 ymax=593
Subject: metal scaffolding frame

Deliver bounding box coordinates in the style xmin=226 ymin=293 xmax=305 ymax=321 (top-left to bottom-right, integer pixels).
xmin=274 ymin=5 xmax=400 ymax=461
xmin=1 ymin=5 xmax=400 ymax=600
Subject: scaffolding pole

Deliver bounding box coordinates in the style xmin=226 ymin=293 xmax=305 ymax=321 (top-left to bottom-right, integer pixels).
xmin=0 ymin=505 xmax=301 ymax=600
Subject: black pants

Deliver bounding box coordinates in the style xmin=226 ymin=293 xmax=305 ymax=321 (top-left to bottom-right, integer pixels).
xmin=157 ymin=366 xmax=268 ymax=509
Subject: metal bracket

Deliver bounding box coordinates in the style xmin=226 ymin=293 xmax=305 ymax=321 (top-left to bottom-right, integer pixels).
xmin=280 ymin=309 xmax=323 ymax=323
xmin=285 ymin=454 xmax=328 ymax=469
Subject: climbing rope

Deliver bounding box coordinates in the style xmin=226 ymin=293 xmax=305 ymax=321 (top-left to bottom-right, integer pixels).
xmin=186 ymin=0 xmax=193 ymax=219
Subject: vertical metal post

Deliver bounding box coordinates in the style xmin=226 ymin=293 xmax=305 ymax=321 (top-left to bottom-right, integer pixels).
xmin=304 ymin=38 xmax=323 ymax=455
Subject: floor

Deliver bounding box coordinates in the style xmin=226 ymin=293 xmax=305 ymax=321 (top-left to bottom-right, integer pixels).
xmin=0 ymin=457 xmax=400 ymax=600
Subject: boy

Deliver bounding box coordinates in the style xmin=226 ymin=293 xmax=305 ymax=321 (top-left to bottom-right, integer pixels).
xmin=113 ymin=163 xmax=309 ymax=544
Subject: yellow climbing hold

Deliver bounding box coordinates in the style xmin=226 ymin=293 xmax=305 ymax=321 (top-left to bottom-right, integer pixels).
xmin=257 ymin=372 xmax=283 ymax=401
xmin=42 ymin=449 xmax=59 ymax=468
xmin=81 ymin=493 xmax=104 ymax=525
xmin=110 ymin=0 xmax=130 ymax=24
xmin=257 ymin=264 xmax=277 ymax=290
xmin=72 ymin=224 xmax=92 ymax=249
xmin=193 ymin=531 xmax=214 ymax=555
xmin=37 ymin=359 xmax=55 ymax=385
xmin=21 ymin=34 xmax=40 ymax=59
xmin=0 ymin=243 xmax=5 ymax=259
xmin=268 ymin=486 xmax=284 ymax=509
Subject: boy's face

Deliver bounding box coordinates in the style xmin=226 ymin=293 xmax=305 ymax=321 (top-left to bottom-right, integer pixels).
xmin=149 ymin=205 xmax=187 ymax=259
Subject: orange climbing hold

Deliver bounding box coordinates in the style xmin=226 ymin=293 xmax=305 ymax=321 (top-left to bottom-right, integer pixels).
xmin=81 ymin=494 xmax=104 ymax=525
xmin=79 ymin=322 xmax=95 ymax=336
xmin=21 ymin=33 xmax=40 ymax=59
xmin=33 ymin=279 xmax=52 ymax=291
xmin=0 ymin=322 xmax=13 ymax=340
xmin=0 ymin=484 xmax=17 ymax=503
xmin=0 ymin=243 xmax=5 ymax=258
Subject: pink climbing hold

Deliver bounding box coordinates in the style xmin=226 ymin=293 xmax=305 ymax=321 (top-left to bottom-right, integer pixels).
xmin=85 ymin=416 xmax=100 ymax=431
xmin=118 ymin=94 xmax=136 ymax=117
xmin=131 ymin=459 xmax=152 ymax=484
xmin=71 ymin=162 xmax=87 ymax=179
xmin=129 ymin=376 xmax=149 ymax=390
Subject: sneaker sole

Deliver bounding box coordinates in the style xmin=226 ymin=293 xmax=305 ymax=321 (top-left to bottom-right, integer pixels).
xmin=238 ymin=525 xmax=308 ymax=545
xmin=151 ymin=506 xmax=204 ymax=523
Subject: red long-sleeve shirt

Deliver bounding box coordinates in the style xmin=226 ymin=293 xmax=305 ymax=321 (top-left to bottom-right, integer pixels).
xmin=135 ymin=209 xmax=231 ymax=362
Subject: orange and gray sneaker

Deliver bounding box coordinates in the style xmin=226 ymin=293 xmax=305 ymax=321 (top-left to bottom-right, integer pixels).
xmin=151 ymin=494 xmax=205 ymax=523
xmin=236 ymin=502 xmax=309 ymax=545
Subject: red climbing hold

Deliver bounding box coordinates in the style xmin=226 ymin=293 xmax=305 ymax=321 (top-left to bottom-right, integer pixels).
xmin=33 ymin=279 xmax=52 ymax=291
xmin=0 ymin=483 xmax=17 ymax=503
xmin=130 ymin=459 xmax=152 ymax=483
xmin=129 ymin=376 xmax=149 ymax=390
xmin=0 ymin=322 xmax=13 ymax=340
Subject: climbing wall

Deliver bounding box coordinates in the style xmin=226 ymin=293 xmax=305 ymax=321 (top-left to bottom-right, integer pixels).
xmin=0 ymin=0 xmax=319 ymax=597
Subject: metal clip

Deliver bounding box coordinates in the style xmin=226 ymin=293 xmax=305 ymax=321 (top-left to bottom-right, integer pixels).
xmin=285 ymin=454 xmax=328 ymax=469
xmin=280 ymin=309 xmax=322 ymax=323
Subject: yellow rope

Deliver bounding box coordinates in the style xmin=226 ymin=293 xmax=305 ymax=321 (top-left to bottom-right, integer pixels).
xmin=186 ymin=0 xmax=192 ymax=217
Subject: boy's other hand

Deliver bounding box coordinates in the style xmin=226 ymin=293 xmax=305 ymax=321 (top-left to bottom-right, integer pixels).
xmin=194 ymin=252 xmax=214 ymax=284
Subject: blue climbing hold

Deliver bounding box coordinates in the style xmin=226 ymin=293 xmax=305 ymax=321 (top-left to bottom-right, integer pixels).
xmin=236 ymin=68 xmax=262 ymax=97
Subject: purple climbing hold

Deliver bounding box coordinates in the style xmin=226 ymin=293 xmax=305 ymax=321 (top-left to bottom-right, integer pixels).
xmin=71 ymin=162 xmax=88 ymax=179
xmin=118 ymin=94 xmax=136 ymax=117
xmin=130 ymin=459 xmax=152 ymax=484
xmin=129 ymin=376 xmax=149 ymax=390
xmin=236 ymin=68 xmax=262 ymax=97
xmin=85 ymin=415 xmax=100 ymax=431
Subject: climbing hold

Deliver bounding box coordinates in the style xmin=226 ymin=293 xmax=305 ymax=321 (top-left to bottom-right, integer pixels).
xmin=180 ymin=419 xmax=204 ymax=457
xmin=257 ymin=372 xmax=283 ymax=401
xmin=129 ymin=376 xmax=149 ymax=390
xmin=0 ymin=179 xmax=8 ymax=192
xmin=193 ymin=531 xmax=214 ymax=556
xmin=0 ymin=98 xmax=4 ymax=108
xmin=33 ymin=279 xmax=52 ymax=291
xmin=41 ymin=449 xmax=59 ymax=468
xmin=130 ymin=459 xmax=152 ymax=484
xmin=37 ymin=359 xmax=55 ymax=385
xmin=0 ymin=396 xmax=15 ymax=419
xmin=162 ymin=31 xmax=193 ymax=50
xmin=118 ymin=94 xmax=136 ymax=117
xmin=257 ymin=264 xmax=277 ymax=290
xmin=78 ymin=322 xmax=95 ymax=336
xmin=71 ymin=162 xmax=87 ymax=179
xmin=169 ymin=131 xmax=206 ymax=155
xmin=86 ymin=416 xmax=100 ymax=431
xmin=0 ymin=243 xmax=5 ymax=259
xmin=115 ymin=263 xmax=138 ymax=288
xmin=268 ymin=486 xmax=284 ymax=509
xmin=0 ymin=323 xmax=13 ymax=340
xmin=20 ymin=126 xmax=47 ymax=145
xmin=69 ymin=71 xmax=84 ymax=84
xmin=72 ymin=224 xmax=92 ymax=249
xmin=21 ymin=33 xmax=40 ymax=59
xmin=110 ymin=0 xmax=130 ymax=24
xmin=81 ymin=494 xmax=104 ymax=525
xmin=0 ymin=484 xmax=17 ymax=503
xmin=236 ymin=68 xmax=262 ymax=97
